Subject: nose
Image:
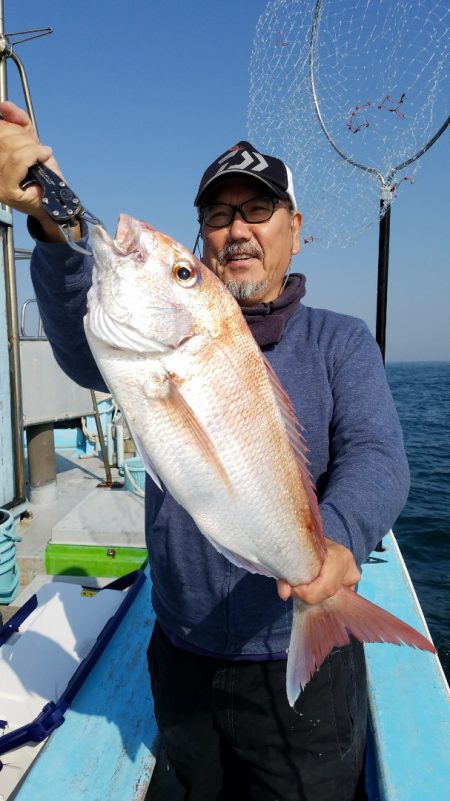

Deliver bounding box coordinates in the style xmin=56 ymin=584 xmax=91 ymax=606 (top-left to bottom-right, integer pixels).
xmin=228 ymin=210 xmax=252 ymax=241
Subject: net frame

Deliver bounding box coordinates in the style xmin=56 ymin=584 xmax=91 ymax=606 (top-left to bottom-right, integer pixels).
xmin=309 ymin=0 xmax=450 ymax=194
xmin=248 ymin=0 xmax=450 ymax=359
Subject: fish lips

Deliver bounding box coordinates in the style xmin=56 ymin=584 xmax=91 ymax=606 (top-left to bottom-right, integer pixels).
xmin=91 ymin=218 xmax=142 ymax=259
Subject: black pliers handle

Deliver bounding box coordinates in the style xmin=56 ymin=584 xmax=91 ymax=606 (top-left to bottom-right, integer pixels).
xmin=20 ymin=163 xmax=103 ymax=255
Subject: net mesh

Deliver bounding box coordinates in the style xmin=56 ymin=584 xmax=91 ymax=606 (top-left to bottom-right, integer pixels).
xmin=247 ymin=0 xmax=449 ymax=246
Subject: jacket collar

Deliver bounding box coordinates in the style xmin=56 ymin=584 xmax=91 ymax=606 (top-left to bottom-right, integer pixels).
xmin=241 ymin=273 xmax=306 ymax=347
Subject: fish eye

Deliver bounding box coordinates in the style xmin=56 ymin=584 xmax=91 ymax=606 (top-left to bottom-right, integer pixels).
xmin=172 ymin=261 xmax=197 ymax=287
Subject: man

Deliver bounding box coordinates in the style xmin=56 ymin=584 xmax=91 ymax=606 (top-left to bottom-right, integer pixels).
xmin=0 ymin=104 xmax=409 ymax=801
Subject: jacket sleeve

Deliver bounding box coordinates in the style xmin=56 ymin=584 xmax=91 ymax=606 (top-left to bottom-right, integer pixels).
xmin=319 ymin=320 xmax=410 ymax=566
xmin=29 ymin=223 xmax=108 ymax=392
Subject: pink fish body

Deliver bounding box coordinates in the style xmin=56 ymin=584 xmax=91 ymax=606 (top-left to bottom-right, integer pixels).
xmin=84 ymin=214 xmax=435 ymax=706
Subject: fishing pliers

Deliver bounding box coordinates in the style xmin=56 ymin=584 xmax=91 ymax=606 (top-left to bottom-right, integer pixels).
xmin=20 ymin=162 xmax=103 ymax=255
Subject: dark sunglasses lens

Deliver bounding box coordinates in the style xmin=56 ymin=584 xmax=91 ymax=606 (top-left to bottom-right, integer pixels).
xmin=203 ymin=204 xmax=233 ymax=227
xmin=202 ymin=197 xmax=276 ymax=228
xmin=241 ymin=197 xmax=274 ymax=223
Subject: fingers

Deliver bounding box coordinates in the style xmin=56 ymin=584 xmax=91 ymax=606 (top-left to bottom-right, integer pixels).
xmin=277 ymin=539 xmax=361 ymax=606
xmin=0 ymin=105 xmax=62 ymax=218
xmin=0 ymin=102 xmax=68 ymax=242
xmin=277 ymin=578 xmax=292 ymax=601
xmin=0 ymin=137 xmax=51 ymax=212
xmin=7 ymin=141 xmax=53 ymax=175
xmin=0 ymin=100 xmax=36 ymax=130
xmin=277 ymin=573 xmax=339 ymax=605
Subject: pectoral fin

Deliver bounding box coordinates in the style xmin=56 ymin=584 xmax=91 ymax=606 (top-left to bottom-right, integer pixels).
xmin=166 ymin=379 xmax=233 ymax=495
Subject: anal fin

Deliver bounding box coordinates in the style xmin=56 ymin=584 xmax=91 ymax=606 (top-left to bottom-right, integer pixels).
xmin=208 ymin=538 xmax=276 ymax=578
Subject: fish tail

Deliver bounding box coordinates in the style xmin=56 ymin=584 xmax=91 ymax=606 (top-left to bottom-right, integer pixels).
xmin=286 ymin=587 xmax=436 ymax=707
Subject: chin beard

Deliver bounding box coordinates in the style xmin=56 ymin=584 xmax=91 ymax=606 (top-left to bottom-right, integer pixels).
xmin=224 ymin=279 xmax=269 ymax=302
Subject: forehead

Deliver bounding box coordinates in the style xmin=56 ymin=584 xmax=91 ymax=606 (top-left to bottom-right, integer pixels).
xmin=205 ymin=175 xmax=272 ymax=204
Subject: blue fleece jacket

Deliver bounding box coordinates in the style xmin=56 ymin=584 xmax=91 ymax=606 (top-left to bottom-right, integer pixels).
xmin=30 ymin=230 xmax=409 ymax=659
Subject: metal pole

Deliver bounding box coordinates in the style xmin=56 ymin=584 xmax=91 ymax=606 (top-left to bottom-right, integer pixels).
xmin=374 ymin=194 xmax=391 ymax=552
xmin=8 ymin=49 xmax=38 ymax=132
xmin=90 ymin=389 xmax=114 ymax=488
xmin=0 ymin=0 xmax=26 ymax=505
xmin=0 ymin=13 xmax=58 ymax=505
xmin=375 ymin=197 xmax=391 ymax=364
xmin=27 ymin=422 xmax=57 ymax=503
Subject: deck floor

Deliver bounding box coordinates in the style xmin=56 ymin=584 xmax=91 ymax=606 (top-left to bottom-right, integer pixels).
xmin=1 ymin=452 xmax=144 ymax=597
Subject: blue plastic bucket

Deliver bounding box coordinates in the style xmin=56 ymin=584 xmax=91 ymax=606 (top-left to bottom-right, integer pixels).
xmin=0 ymin=553 xmax=18 ymax=589
xmin=0 ymin=509 xmax=21 ymax=603
xmin=0 ymin=509 xmax=16 ymax=536
xmin=0 ymin=538 xmax=16 ymax=558
xmin=0 ymin=564 xmax=20 ymax=602
xmin=0 ymin=528 xmax=21 ymax=556
xmin=119 ymin=457 xmax=146 ymax=496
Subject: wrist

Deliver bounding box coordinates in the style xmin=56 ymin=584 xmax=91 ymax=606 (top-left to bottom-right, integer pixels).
xmin=28 ymin=213 xmax=81 ymax=244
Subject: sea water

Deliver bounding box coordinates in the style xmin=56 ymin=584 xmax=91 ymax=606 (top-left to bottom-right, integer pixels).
xmin=386 ymin=361 xmax=450 ymax=682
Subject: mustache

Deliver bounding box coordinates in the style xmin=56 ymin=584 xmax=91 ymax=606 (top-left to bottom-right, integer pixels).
xmin=217 ymin=241 xmax=263 ymax=265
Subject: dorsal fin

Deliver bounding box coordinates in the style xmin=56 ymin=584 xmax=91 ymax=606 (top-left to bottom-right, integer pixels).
xmin=262 ymin=354 xmax=327 ymax=561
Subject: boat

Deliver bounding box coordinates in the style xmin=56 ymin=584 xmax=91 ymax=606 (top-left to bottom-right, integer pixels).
xmin=1 ymin=520 xmax=449 ymax=800
xmin=360 ymin=533 xmax=450 ymax=799
xmin=0 ymin=570 xmax=151 ymax=800
xmin=0 ymin=6 xmax=449 ymax=801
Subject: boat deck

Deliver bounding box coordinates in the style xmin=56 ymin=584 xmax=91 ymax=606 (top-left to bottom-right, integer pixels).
xmin=1 ymin=453 xmax=154 ymax=800
xmin=1 ymin=451 xmax=145 ymax=610
xmin=1 ymin=457 xmax=449 ymax=800
xmin=6 ymin=571 xmax=156 ymax=801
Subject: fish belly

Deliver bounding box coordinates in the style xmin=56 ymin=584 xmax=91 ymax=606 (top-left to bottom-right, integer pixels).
xmin=92 ymin=333 xmax=320 ymax=585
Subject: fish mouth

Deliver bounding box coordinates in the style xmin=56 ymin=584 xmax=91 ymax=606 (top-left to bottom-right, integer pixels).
xmin=92 ymin=214 xmax=154 ymax=257
xmin=91 ymin=222 xmax=120 ymax=253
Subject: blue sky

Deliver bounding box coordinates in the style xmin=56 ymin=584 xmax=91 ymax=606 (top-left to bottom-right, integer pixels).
xmin=6 ymin=0 xmax=449 ymax=361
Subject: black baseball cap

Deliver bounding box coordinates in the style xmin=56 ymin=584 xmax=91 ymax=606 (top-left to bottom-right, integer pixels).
xmin=194 ymin=141 xmax=297 ymax=209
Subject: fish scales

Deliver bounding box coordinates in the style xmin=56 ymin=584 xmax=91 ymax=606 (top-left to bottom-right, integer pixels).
xmin=101 ymin=305 xmax=317 ymax=583
xmin=84 ymin=213 xmax=436 ymax=706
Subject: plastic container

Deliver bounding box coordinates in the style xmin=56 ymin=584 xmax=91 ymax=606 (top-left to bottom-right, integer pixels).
xmin=0 ymin=538 xmax=16 ymax=558
xmin=0 ymin=528 xmax=21 ymax=557
xmin=0 ymin=509 xmax=17 ymax=537
xmin=119 ymin=457 xmax=146 ymax=497
xmin=0 ymin=564 xmax=20 ymax=603
xmin=0 ymin=554 xmax=19 ymax=591
xmin=45 ymin=543 xmax=148 ymax=578
xmin=0 ymin=509 xmax=22 ymax=603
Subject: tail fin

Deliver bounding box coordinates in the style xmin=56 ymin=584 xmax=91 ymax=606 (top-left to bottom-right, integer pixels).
xmin=286 ymin=587 xmax=436 ymax=707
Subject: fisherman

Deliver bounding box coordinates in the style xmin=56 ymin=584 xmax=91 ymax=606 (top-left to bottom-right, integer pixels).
xmin=0 ymin=102 xmax=409 ymax=801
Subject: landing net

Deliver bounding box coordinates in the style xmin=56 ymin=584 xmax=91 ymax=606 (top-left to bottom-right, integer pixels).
xmin=247 ymin=0 xmax=449 ymax=247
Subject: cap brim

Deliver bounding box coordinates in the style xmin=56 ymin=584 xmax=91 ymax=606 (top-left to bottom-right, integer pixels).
xmin=195 ymin=171 xmax=290 ymax=207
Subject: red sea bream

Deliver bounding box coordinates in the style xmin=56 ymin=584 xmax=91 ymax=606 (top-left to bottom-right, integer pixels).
xmin=84 ymin=214 xmax=436 ymax=706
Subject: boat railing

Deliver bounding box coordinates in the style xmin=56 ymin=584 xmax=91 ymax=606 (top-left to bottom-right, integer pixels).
xmin=20 ymin=297 xmax=46 ymax=340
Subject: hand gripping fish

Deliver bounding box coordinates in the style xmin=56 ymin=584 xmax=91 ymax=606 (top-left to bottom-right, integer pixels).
xmin=84 ymin=214 xmax=435 ymax=706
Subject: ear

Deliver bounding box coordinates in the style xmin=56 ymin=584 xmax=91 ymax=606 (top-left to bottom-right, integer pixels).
xmin=291 ymin=211 xmax=303 ymax=255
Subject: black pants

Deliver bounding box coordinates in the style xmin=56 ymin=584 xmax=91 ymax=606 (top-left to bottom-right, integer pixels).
xmin=146 ymin=622 xmax=368 ymax=801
